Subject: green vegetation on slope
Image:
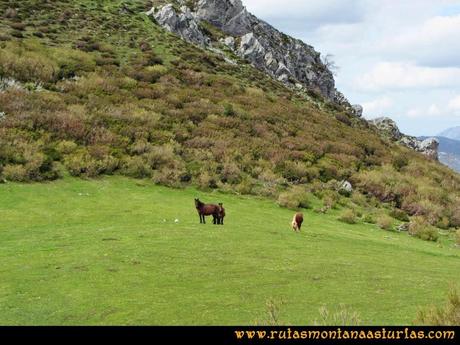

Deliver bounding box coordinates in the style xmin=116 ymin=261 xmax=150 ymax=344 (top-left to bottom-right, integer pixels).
xmin=0 ymin=177 xmax=459 ymax=325
xmin=0 ymin=1 xmax=459 ymax=234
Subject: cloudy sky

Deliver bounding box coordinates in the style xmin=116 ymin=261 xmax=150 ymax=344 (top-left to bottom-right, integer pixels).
xmin=244 ymin=0 xmax=460 ymax=136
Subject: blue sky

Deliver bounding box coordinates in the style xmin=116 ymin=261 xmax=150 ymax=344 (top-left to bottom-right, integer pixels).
xmin=243 ymin=0 xmax=460 ymax=136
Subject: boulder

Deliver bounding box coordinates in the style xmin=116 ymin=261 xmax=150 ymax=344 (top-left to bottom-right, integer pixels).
xmin=338 ymin=180 xmax=353 ymax=196
xmin=220 ymin=36 xmax=235 ymax=50
xmin=397 ymin=223 xmax=409 ymax=232
xmin=352 ymin=104 xmax=363 ymax=117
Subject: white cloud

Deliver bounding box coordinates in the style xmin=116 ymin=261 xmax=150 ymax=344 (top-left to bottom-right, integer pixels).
xmin=243 ymin=0 xmax=365 ymax=26
xmin=379 ymin=15 xmax=460 ymax=67
xmin=406 ymin=104 xmax=442 ymax=119
xmin=448 ymin=95 xmax=460 ymax=111
xmin=361 ymin=96 xmax=393 ymax=116
xmin=355 ymin=62 xmax=460 ymax=91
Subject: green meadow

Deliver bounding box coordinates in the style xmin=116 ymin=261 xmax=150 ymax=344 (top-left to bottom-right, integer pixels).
xmin=0 ymin=176 xmax=459 ymax=325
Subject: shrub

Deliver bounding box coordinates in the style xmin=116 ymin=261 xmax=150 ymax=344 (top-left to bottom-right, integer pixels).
xmin=152 ymin=166 xmax=186 ymax=188
xmin=392 ymin=153 xmax=409 ymax=171
xmin=235 ymin=177 xmax=255 ymax=195
xmin=436 ymin=217 xmax=450 ymax=230
xmin=4 ymin=8 xmax=17 ymax=18
xmin=120 ymin=156 xmax=151 ymax=178
xmin=223 ymin=103 xmax=236 ymax=117
xmin=338 ymin=209 xmax=357 ymax=224
xmin=363 ymin=213 xmax=376 ymax=224
xmin=10 ymin=22 xmax=26 ymax=31
xmin=63 ymin=151 xmax=113 ymax=177
xmin=335 ymin=113 xmax=352 ymax=126
xmin=390 ymin=208 xmax=409 ymax=222
xmin=351 ymin=192 xmax=367 ymax=206
xmin=2 ymin=164 xmax=28 ymax=182
xmin=321 ymin=190 xmax=340 ymax=210
xmin=277 ymin=186 xmax=311 ymax=209
xmin=377 ymin=215 xmax=393 ymax=230
xmin=0 ymin=47 xmax=57 ymax=83
xmin=408 ymin=217 xmax=439 ymax=242
xmin=56 ymin=140 xmax=78 ymax=155
xmin=314 ymin=305 xmax=361 ymax=326
xmin=416 ymin=286 xmax=460 ymax=325
xmin=196 ymin=171 xmax=218 ymax=190
xmin=449 ymin=206 xmax=460 ymax=228
xmin=219 ymin=161 xmax=242 ymax=184
xmin=146 ymin=145 xmax=180 ymax=170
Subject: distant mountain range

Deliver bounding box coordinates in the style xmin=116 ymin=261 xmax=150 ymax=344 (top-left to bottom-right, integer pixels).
xmin=420 ymin=129 xmax=460 ymax=172
xmin=438 ymin=126 xmax=460 ymax=141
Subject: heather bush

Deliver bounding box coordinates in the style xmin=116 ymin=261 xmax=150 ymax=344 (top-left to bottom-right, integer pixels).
xmin=277 ymin=186 xmax=311 ymax=209
xmin=56 ymin=140 xmax=78 ymax=155
xmin=416 ymin=286 xmax=460 ymax=325
xmin=376 ymin=215 xmax=393 ymax=230
xmin=389 ymin=208 xmax=410 ymax=222
xmin=338 ymin=210 xmax=357 ymax=224
xmin=408 ymin=217 xmax=439 ymax=242
xmin=350 ymin=192 xmax=367 ymax=207
xmin=363 ymin=213 xmax=376 ymax=224
xmin=120 ymin=156 xmax=152 ymax=178
xmin=392 ymin=153 xmax=409 ymax=171
xmin=2 ymin=164 xmax=28 ymax=182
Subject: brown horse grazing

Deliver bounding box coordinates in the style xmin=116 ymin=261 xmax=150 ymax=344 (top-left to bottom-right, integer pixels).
xmin=291 ymin=212 xmax=304 ymax=232
xmin=217 ymin=203 xmax=225 ymax=225
xmin=195 ymin=198 xmax=220 ymax=224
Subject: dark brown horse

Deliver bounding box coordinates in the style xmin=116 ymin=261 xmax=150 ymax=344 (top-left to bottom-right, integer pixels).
xmin=217 ymin=203 xmax=225 ymax=225
xmin=195 ymin=198 xmax=220 ymax=224
xmin=291 ymin=212 xmax=304 ymax=232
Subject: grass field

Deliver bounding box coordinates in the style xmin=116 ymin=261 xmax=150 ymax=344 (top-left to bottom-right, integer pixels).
xmin=0 ymin=176 xmax=459 ymax=325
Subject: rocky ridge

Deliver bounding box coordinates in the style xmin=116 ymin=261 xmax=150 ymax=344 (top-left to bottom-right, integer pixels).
xmin=369 ymin=117 xmax=439 ymax=160
xmin=146 ymin=0 xmax=361 ymax=115
xmin=147 ymin=1 xmax=440 ymax=160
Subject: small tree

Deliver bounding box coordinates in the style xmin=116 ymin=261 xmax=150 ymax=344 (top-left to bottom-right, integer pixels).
xmin=321 ymin=54 xmax=339 ymax=76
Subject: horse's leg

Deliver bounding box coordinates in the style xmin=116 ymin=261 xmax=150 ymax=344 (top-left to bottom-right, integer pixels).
xmin=212 ymin=215 xmax=217 ymax=225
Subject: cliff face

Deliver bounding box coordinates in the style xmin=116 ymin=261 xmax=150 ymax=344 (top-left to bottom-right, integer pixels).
xmin=147 ymin=0 xmax=353 ymax=111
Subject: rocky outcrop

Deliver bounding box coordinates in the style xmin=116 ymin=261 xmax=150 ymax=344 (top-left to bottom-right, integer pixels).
xmin=352 ymin=104 xmax=363 ymax=118
xmin=146 ymin=0 xmax=352 ymax=108
xmin=370 ymin=117 xmax=439 ymax=160
xmin=151 ymin=4 xmax=210 ymax=47
xmin=369 ymin=117 xmax=402 ymax=140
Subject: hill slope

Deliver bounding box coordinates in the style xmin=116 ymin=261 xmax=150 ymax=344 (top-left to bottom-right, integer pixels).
xmin=0 ymin=176 xmax=459 ymax=325
xmin=0 ymin=1 xmax=459 ymax=230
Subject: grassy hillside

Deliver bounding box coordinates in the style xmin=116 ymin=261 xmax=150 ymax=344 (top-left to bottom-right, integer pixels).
xmin=0 ymin=176 xmax=459 ymax=325
xmin=1 ymin=0 xmax=459 ymax=234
